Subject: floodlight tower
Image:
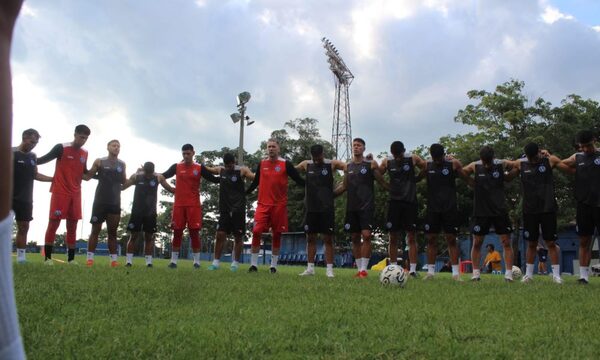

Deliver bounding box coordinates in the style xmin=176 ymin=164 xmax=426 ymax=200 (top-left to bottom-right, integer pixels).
xmin=322 ymin=37 xmax=354 ymax=162
xmin=230 ymin=91 xmax=254 ymax=166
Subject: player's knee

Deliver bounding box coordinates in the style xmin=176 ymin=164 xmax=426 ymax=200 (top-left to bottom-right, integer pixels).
xmin=17 ymin=222 xmax=29 ymax=234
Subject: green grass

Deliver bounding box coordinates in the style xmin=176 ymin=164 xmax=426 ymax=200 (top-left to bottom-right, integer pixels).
xmin=13 ymin=255 xmax=600 ymax=359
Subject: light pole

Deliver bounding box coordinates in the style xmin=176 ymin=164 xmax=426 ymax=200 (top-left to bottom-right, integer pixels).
xmin=230 ymin=91 xmax=254 ymax=166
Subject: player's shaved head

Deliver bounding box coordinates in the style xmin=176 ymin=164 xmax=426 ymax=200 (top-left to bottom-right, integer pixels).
xmin=524 ymin=143 xmax=539 ymax=158
xmin=22 ymin=128 xmax=40 ymax=140
xmin=310 ymin=144 xmax=324 ymax=157
xmin=430 ymin=143 xmax=444 ymax=160
xmin=74 ymin=124 xmax=91 ymax=136
xmin=143 ymin=162 xmax=155 ymax=174
xmin=577 ymin=130 xmax=595 ymax=145
xmin=181 ymin=144 xmax=194 ymax=151
xmin=479 ymin=146 xmax=494 ymax=163
xmin=107 ymin=139 xmax=119 ymax=146
xmin=223 ymin=153 xmax=235 ymax=165
xmin=390 ymin=141 xmax=405 ymax=157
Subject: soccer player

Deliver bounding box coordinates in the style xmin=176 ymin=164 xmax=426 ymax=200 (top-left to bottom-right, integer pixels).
xmin=83 ymin=139 xmax=127 ymax=267
xmin=422 ymin=143 xmax=469 ymax=281
xmin=296 ymin=144 xmax=346 ymax=278
xmin=12 ymin=129 xmax=53 ymax=263
xmin=379 ymin=140 xmax=426 ymax=277
xmin=559 ymin=130 xmax=600 ymax=284
xmin=335 ymin=138 xmax=388 ymax=278
xmin=162 ymin=144 xmax=219 ymax=269
xmin=204 ymin=153 xmax=254 ymax=272
xmin=246 ymin=138 xmax=305 ymax=273
xmin=37 ymin=124 xmax=91 ymax=265
xmin=122 ymin=162 xmax=174 ymax=267
xmin=505 ymin=142 xmax=568 ymax=284
xmin=0 ymin=1 xmax=27 ymax=358
xmin=463 ymin=146 xmax=515 ymax=282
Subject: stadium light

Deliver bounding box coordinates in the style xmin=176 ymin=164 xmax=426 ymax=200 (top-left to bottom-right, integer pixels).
xmin=236 ymin=91 xmax=251 ymax=106
xmin=230 ymin=113 xmax=242 ymax=123
xmin=232 ymin=91 xmax=252 ymax=165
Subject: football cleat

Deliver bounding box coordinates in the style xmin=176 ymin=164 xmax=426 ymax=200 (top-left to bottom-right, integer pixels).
xmin=299 ymin=269 xmax=315 ymax=276
xmin=207 ymin=264 xmax=218 ymax=271
xmin=168 ymin=262 xmax=177 ymax=269
xmin=110 ymin=261 xmax=118 ymax=268
xmin=270 ymin=267 xmax=277 ymax=274
xmin=358 ymin=270 xmax=368 ymax=278
xmin=68 ymin=260 xmax=79 ymax=266
xmin=248 ymin=265 xmax=258 ymax=273
xmin=86 ymin=259 xmax=94 ymax=267
xmin=230 ymin=264 xmax=238 ymax=272
xmin=409 ymin=272 xmax=419 ymax=278
xmin=44 ymin=259 xmax=54 ymax=266
xmin=125 ymin=263 xmax=132 ymax=268
xmin=146 ymin=263 xmax=153 ymax=268
xmin=193 ymin=263 xmax=201 ymax=269
xmin=326 ymin=269 xmax=335 ymax=278
xmin=552 ymin=276 xmax=563 ymax=284
xmin=423 ymin=273 xmax=435 ymax=281
xmin=470 ymin=276 xmax=481 ymax=282
xmin=521 ymin=275 xmax=533 ymax=284
xmin=452 ymin=274 xmax=463 ymax=282
xmin=577 ymin=278 xmax=589 ymax=285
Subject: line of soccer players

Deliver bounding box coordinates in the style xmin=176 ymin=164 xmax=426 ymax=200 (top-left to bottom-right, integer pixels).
xmin=11 ymin=126 xmax=600 ymax=284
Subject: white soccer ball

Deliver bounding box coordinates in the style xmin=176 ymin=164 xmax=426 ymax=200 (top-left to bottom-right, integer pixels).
xmin=512 ymin=265 xmax=522 ymax=279
xmin=379 ymin=265 xmax=407 ymax=287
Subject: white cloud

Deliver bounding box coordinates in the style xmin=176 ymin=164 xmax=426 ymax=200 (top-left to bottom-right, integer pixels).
xmin=593 ymin=25 xmax=600 ymax=33
xmin=21 ymin=3 xmax=37 ymax=17
xmin=540 ymin=5 xmax=574 ymax=24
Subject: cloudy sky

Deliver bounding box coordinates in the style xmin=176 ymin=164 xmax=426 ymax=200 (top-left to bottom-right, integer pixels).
xmin=11 ymin=0 xmax=600 ymax=242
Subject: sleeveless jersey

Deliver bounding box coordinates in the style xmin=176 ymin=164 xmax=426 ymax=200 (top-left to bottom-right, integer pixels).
xmin=346 ymin=161 xmax=374 ymax=211
xmin=12 ymin=148 xmax=37 ymax=203
xmin=50 ymin=143 xmax=88 ymax=195
xmin=305 ymin=160 xmax=334 ymax=212
xmin=174 ymin=162 xmax=202 ymax=207
xmin=257 ymin=158 xmax=288 ymax=206
xmin=473 ymin=160 xmax=507 ymax=216
xmin=94 ymin=157 xmax=125 ymax=206
xmin=387 ymin=154 xmax=416 ymax=203
xmin=220 ymin=166 xmax=246 ymax=212
xmin=426 ymin=159 xmax=456 ymax=213
xmin=132 ymin=173 xmax=159 ymax=216
xmin=519 ymin=157 xmax=557 ymax=214
xmin=575 ymin=151 xmax=600 ymax=207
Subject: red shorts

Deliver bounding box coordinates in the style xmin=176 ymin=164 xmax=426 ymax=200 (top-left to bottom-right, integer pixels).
xmin=49 ymin=192 xmax=82 ymax=220
xmin=171 ymin=206 xmax=202 ymax=230
xmin=253 ymin=204 xmax=288 ymax=233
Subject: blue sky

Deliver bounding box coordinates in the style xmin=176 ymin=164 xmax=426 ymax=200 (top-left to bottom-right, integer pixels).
xmin=10 ymin=0 xmax=600 ymax=241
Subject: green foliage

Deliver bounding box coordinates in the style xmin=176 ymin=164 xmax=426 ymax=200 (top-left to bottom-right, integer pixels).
xmin=14 ymin=257 xmax=600 ymax=359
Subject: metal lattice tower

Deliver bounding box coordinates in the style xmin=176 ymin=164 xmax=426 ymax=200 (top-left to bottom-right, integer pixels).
xmin=322 ymin=37 xmax=354 ymax=162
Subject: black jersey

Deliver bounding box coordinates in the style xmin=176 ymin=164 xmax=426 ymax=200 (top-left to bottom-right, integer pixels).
xmin=219 ymin=166 xmax=246 ymax=213
xmin=426 ymin=160 xmax=457 ymax=212
xmin=346 ymin=161 xmax=375 ymax=211
xmin=387 ymin=154 xmax=417 ymax=203
xmin=520 ymin=157 xmax=557 ymax=214
xmin=305 ymin=160 xmax=334 ymax=212
xmin=12 ymin=148 xmax=37 ymax=203
xmin=94 ymin=157 xmax=125 ymax=206
xmin=473 ymin=160 xmax=507 ymax=216
xmin=131 ymin=173 xmax=159 ymax=216
xmin=575 ymin=151 xmax=600 ymax=207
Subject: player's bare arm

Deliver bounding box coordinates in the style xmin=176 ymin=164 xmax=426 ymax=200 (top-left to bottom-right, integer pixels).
xmin=205 ymin=165 xmax=222 ymax=175
xmin=82 ymin=158 xmax=101 ymax=181
xmin=372 ymin=160 xmax=390 ymax=190
xmin=241 ymin=166 xmax=255 ymax=180
xmin=503 ymin=159 xmax=519 ymax=182
xmin=558 ymin=154 xmax=577 ymax=174
xmin=332 ymin=159 xmax=346 ymax=172
xmin=379 ymin=157 xmax=388 ymax=175
xmin=121 ymin=173 xmax=137 ymax=191
xmin=295 ymin=160 xmax=308 ymax=172
xmin=158 ymin=174 xmax=175 ymax=194
xmin=461 ymin=161 xmax=476 ymax=187
xmin=333 ymin=172 xmax=347 ymax=197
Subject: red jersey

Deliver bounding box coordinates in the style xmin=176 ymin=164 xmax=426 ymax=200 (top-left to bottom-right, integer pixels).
xmin=174 ymin=162 xmax=202 ymax=207
xmin=50 ymin=143 xmax=88 ymax=196
xmin=258 ymin=158 xmax=288 ymax=206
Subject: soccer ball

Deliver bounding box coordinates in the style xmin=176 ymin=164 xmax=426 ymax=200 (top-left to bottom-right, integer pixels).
xmin=379 ymin=265 xmax=407 ymax=287
xmin=512 ymin=266 xmax=522 ymax=279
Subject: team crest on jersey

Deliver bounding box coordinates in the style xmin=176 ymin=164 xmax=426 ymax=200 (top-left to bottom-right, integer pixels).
xmin=149 ymin=180 xmax=157 ymax=187
xmin=274 ymin=166 xmax=281 ymax=172
xmin=128 ymin=223 xmax=135 ymax=229
xmin=360 ymin=167 xmax=367 ymax=175
xmin=403 ymin=164 xmax=410 ymax=171
xmin=492 ymin=171 xmax=500 ymax=178
xmin=304 ymin=224 xmax=309 ymax=231
xmin=321 ymin=169 xmax=328 ymax=176
xmin=80 ymin=156 xmax=85 ymax=163
xmin=595 ymin=158 xmax=600 ymax=165
xmin=193 ymin=169 xmax=199 ymax=176
xmin=441 ymin=168 xmax=449 ymax=176
xmin=91 ymin=216 xmax=98 ymax=223
xmin=424 ymin=224 xmax=430 ymax=231
xmin=473 ymin=225 xmax=481 ymax=232
xmin=54 ymin=210 xmax=62 ymax=217
xmin=344 ymin=223 xmax=350 ymax=230
xmin=523 ymin=231 xmax=529 ymax=239
xmin=231 ymin=176 xmax=238 ymax=182
xmin=386 ymin=222 xmax=392 ymax=229
xmin=30 ymin=159 xmax=35 ymax=166
xmin=117 ymin=166 xmax=123 ymax=173
xmin=538 ymin=165 xmax=546 ymax=173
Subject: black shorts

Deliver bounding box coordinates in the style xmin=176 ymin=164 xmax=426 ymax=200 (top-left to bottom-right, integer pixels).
xmin=523 ymin=213 xmax=557 ymax=242
xmin=12 ymin=200 xmax=33 ymax=222
xmin=576 ymin=202 xmax=600 ymax=236
xmin=344 ymin=209 xmax=374 ymax=233
xmin=537 ymin=248 xmax=548 ymax=262
xmin=216 ymin=210 xmax=245 ymax=235
xmin=304 ymin=210 xmax=334 ymax=234
xmin=424 ymin=211 xmax=458 ymax=234
xmin=385 ymin=201 xmax=417 ymax=232
xmin=471 ymin=214 xmax=512 ymax=236
xmin=128 ymin=213 xmax=157 ymax=233
xmin=90 ymin=202 xmax=121 ymax=224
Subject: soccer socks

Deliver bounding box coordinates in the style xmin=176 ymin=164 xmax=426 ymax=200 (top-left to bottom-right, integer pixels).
xmin=0 ymin=214 xmax=26 ymax=360
xmin=580 ymin=266 xmax=589 ymax=281
xmin=472 ymin=269 xmax=481 ymax=279
xmin=193 ymin=252 xmax=200 ymax=265
xmin=307 ymin=262 xmax=314 ymax=271
xmin=145 ymin=255 xmax=153 ymax=266
xmin=171 ymin=251 xmax=179 ymax=264
xmin=525 ymin=263 xmax=534 ymax=278
xmin=68 ymin=249 xmax=76 ymax=262
xmin=87 ymin=251 xmax=94 ymax=261
xmin=505 ymin=269 xmax=513 ymax=280
xmin=251 ymin=253 xmax=259 ymax=267
xmin=126 ymin=253 xmax=134 ymax=264
xmin=16 ymin=248 xmax=25 ymax=263
xmin=410 ymin=263 xmax=417 ymax=273
xmin=172 ymin=230 xmax=183 ymax=249
xmin=364 ymin=258 xmax=370 ymax=271
xmin=427 ymin=264 xmax=435 ymax=275
xmin=552 ymin=264 xmax=560 ymax=277
xmin=271 ymin=255 xmax=279 ymax=268
xmin=44 ymin=245 xmax=53 ymax=260
xmin=212 ymin=259 xmax=220 ymax=268
xmin=110 ymin=254 xmax=118 ymax=262
xmin=451 ymin=265 xmax=459 ymax=277
xmin=390 ymin=261 xmax=397 ymax=266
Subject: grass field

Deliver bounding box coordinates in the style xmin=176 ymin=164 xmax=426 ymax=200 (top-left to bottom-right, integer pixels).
xmin=12 ymin=255 xmax=600 ymax=359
